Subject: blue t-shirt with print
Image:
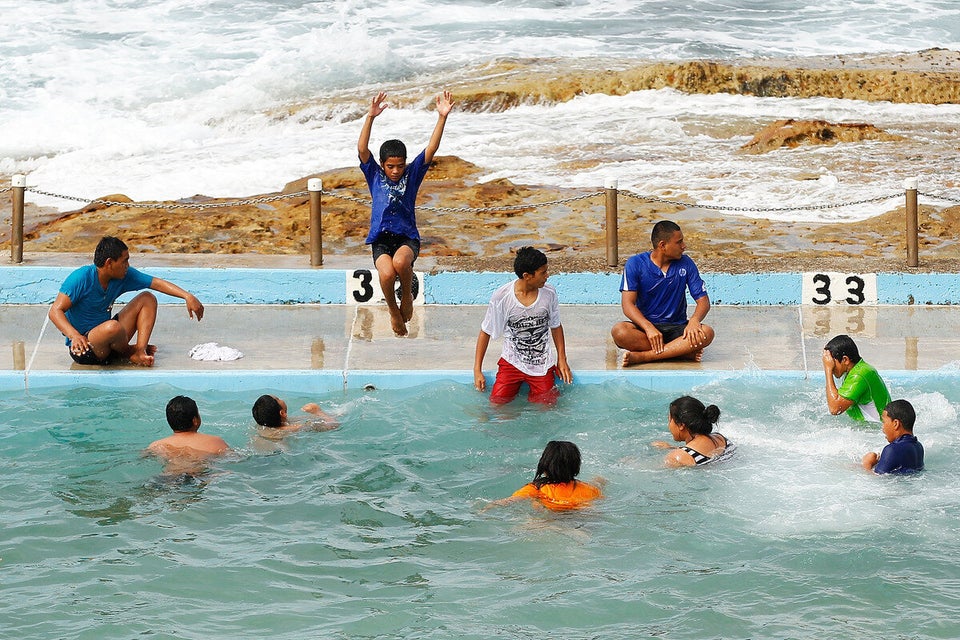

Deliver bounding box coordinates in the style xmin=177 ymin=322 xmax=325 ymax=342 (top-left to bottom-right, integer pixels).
xmin=360 ymin=149 xmax=430 ymax=243
xmin=59 ymin=264 xmax=154 ymax=344
xmin=619 ymin=252 xmax=707 ymax=324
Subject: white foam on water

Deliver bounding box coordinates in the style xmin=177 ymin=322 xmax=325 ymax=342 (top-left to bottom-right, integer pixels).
xmin=3 ymin=0 xmax=959 ymax=218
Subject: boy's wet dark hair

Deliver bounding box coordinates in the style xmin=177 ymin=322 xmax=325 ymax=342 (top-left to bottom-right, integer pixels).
xmin=651 ymin=220 xmax=681 ymax=248
xmin=514 ymin=246 xmax=547 ymax=279
xmin=379 ymin=139 xmax=407 ymax=164
xmin=166 ymin=395 xmax=200 ymax=432
xmin=94 ymin=236 xmax=128 ymax=267
xmin=885 ymin=399 xmax=916 ymax=432
xmin=824 ymin=334 xmax=862 ymax=364
xmin=532 ymin=440 xmax=581 ymax=488
xmin=669 ymin=395 xmax=721 ymax=436
xmin=252 ymin=394 xmax=283 ymax=428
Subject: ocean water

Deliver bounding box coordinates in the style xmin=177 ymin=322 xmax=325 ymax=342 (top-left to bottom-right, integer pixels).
xmin=2 ymin=0 xmax=960 ymax=221
xmin=2 ymin=376 xmax=960 ymax=638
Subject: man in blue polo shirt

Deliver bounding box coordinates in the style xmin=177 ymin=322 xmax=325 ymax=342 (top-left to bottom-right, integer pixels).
xmin=862 ymin=399 xmax=924 ymax=474
xmin=611 ymin=220 xmax=715 ymax=366
xmin=48 ymin=236 xmax=204 ymax=367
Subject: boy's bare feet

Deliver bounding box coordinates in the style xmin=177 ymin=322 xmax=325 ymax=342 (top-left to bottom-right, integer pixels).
xmin=400 ymin=289 xmax=413 ymax=322
xmin=389 ymin=308 xmax=408 ymax=336
xmin=126 ymin=344 xmax=157 ymax=367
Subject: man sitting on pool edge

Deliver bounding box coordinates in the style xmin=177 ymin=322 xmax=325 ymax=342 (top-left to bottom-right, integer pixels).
xmin=48 ymin=236 xmax=205 ymax=367
xmin=822 ymin=334 xmax=891 ymax=423
xmin=610 ymin=220 xmax=715 ymax=365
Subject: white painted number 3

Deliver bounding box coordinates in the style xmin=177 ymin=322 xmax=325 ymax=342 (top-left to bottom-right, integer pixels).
xmin=802 ymin=272 xmax=877 ymax=306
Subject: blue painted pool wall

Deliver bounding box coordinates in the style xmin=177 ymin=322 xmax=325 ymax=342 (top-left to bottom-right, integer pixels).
xmin=2 ymin=267 xmax=959 ymax=305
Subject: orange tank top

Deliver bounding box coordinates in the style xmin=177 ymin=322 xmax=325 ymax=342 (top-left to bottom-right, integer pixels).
xmin=512 ymin=480 xmax=602 ymax=511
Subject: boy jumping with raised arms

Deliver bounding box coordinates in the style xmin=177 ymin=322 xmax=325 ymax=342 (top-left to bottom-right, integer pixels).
xmin=357 ymin=90 xmax=455 ymax=336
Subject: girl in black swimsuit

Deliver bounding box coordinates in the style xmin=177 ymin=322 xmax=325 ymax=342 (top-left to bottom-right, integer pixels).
xmin=651 ymin=395 xmax=732 ymax=467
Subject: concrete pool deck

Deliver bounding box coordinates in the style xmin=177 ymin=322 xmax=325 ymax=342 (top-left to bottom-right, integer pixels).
xmin=3 ymin=252 xmax=960 ymax=391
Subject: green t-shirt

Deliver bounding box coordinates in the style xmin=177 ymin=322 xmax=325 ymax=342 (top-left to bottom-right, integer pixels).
xmin=837 ymin=359 xmax=891 ymax=422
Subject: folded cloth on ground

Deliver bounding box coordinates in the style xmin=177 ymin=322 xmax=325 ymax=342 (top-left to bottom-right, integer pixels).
xmin=189 ymin=342 xmax=244 ymax=361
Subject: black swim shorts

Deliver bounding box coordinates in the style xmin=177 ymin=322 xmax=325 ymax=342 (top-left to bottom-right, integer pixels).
xmin=371 ymin=230 xmax=420 ymax=263
xmin=67 ymin=313 xmax=119 ymax=365
xmin=654 ymin=322 xmax=688 ymax=344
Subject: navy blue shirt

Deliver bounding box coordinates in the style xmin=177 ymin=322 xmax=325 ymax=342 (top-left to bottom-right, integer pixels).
xmin=874 ymin=434 xmax=924 ymax=475
xmin=359 ymin=150 xmax=430 ymax=243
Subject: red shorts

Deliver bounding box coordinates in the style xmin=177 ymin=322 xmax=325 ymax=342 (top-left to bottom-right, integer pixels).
xmin=490 ymin=358 xmax=559 ymax=405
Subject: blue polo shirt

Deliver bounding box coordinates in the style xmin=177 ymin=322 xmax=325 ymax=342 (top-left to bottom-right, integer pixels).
xmin=360 ymin=150 xmax=430 ymax=243
xmin=874 ymin=434 xmax=924 ymax=475
xmin=59 ymin=264 xmax=154 ymax=344
xmin=619 ymin=252 xmax=707 ymax=324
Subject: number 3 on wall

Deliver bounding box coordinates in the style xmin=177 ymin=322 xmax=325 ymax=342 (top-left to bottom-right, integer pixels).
xmin=348 ymin=269 xmax=424 ymax=305
xmin=802 ymin=272 xmax=877 ymax=306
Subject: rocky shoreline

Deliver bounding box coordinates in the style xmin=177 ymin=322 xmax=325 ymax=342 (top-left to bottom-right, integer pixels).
xmin=3 ymin=50 xmax=959 ymax=275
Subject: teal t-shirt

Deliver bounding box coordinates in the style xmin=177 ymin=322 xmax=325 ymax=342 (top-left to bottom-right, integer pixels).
xmin=837 ymin=359 xmax=891 ymax=422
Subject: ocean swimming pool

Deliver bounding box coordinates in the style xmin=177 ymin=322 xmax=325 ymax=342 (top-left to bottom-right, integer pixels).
xmin=3 ymin=375 xmax=959 ymax=639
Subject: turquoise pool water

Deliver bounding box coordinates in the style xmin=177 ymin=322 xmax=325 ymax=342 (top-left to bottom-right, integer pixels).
xmin=2 ymin=376 xmax=959 ymax=639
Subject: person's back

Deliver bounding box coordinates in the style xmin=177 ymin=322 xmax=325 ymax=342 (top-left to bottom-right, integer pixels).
xmin=863 ymin=399 xmax=924 ymax=474
xmin=875 ymin=433 xmax=924 ymax=474
xmin=487 ymin=441 xmax=604 ymax=512
xmin=147 ymin=396 xmax=230 ymax=464
xmin=839 ymin=359 xmax=891 ymax=422
xmin=512 ymin=478 xmax=603 ymax=511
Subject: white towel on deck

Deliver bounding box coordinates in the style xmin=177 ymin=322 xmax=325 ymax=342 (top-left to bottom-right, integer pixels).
xmin=189 ymin=342 xmax=244 ymax=361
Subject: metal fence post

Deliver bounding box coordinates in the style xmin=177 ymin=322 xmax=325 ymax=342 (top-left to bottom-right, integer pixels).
xmin=605 ymin=177 xmax=618 ymax=267
xmin=308 ymin=178 xmax=323 ymax=266
xmin=904 ymin=177 xmax=918 ymax=268
xmin=11 ymin=174 xmax=25 ymax=264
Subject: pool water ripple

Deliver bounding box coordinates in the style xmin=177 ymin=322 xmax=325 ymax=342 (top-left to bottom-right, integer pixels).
xmin=2 ymin=378 xmax=959 ymax=638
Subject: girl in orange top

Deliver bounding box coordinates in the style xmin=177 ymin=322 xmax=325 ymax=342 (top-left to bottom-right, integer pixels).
xmin=489 ymin=440 xmax=605 ymax=511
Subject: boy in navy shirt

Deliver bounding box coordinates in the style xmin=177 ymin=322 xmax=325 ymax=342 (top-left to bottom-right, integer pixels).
xmin=357 ymin=90 xmax=454 ymax=336
xmin=862 ymin=399 xmax=924 ymax=474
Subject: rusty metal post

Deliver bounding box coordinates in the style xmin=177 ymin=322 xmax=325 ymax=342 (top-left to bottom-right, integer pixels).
xmin=11 ymin=174 xmax=26 ymax=264
xmin=605 ymin=177 xmax=618 ymax=267
xmin=308 ymin=178 xmax=323 ymax=267
xmin=904 ymin=177 xmax=918 ymax=268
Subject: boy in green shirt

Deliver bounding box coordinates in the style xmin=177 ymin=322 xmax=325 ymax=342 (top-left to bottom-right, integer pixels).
xmin=822 ymin=334 xmax=891 ymax=422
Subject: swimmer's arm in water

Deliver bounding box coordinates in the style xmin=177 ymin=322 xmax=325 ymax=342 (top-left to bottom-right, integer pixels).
xmin=650 ymin=440 xmax=675 ymax=449
xmin=301 ymin=403 xmax=338 ymax=431
xmin=480 ymin=495 xmax=526 ymax=512
xmin=588 ymin=476 xmax=608 ymax=489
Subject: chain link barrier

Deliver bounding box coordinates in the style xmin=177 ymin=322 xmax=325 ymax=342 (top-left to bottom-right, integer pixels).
xmin=23 ymin=187 xmax=309 ymax=211
xmin=920 ymin=190 xmax=960 ymax=204
xmin=622 ymin=189 xmax=901 ymax=212
xmin=9 ymin=183 xmax=960 ymax=214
